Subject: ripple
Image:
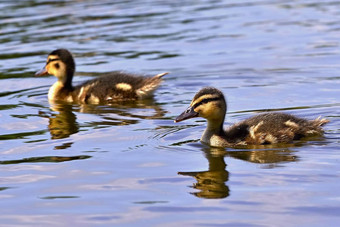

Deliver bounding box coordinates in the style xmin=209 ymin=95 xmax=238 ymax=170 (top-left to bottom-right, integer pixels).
xmin=0 ymin=155 xmax=91 ymax=165
xmin=0 ymin=1 xmax=339 ymax=226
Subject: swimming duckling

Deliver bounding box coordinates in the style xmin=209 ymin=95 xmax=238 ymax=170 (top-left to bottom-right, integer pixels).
xmin=35 ymin=49 xmax=167 ymax=103
xmin=175 ymin=87 xmax=329 ymax=147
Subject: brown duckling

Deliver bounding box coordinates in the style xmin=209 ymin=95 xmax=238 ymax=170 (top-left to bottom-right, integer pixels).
xmin=35 ymin=49 xmax=167 ymax=103
xmin=175 ymin=87 xmax=329 ymax=147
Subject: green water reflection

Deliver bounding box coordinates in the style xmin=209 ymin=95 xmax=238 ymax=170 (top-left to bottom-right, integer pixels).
xmin=0 ymin=155 xmax=91 ymax=165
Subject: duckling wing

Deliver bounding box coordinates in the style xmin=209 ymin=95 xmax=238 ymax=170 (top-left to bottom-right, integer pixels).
xmin=73 ymin=72 xmax=166 ymax=103
xmin=226 ymin=113 xmax=328 ymax=145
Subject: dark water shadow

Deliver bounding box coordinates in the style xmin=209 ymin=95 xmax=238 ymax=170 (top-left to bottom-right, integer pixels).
xmin=226 ymin=144 xmax=300 ymax=168
xmin=0 ymin=155 xmax=91 ymax=165
xmin=44 ymin=104 xmax=79 ymax=140
xmin=39 ymin=99 xmax=166 ymax=146
xmin=74 ymin=98 xmax=167 ymax=120
xmin=178 ymin=144 xmax=299 ymax=199
xmin=178 ymin=147 xmax=230 ymax=199
xmin=0 ymin=129 xmax=47 ymax=141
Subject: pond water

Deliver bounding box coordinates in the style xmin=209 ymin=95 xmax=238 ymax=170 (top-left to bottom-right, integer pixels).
xmin=1 ymin=0 xmax=340 ymax=226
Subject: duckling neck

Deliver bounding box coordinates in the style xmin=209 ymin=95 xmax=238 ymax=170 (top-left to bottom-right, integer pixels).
xmin=201 ymin=118 xmax=226 ymax=143
xmin=48 ymin=80 xmax=74 ymax=102
xmin=61 ymin=74 xmax=73 ymax=89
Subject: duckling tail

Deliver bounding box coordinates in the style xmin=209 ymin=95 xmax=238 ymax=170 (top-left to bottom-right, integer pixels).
xmin=136 ymin=72 xmax=168 ymax=99
xmin=313 ymin=116 xmax=330 ymax=127
xmin=302 ymin=117 xmax=329 ymax=137
xmin=154 ymin=72 xmax=169 ymax=78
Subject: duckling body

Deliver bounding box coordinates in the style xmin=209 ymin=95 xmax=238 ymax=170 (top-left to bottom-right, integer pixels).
xmin=36 ymin=49 xmax=167 ymax=103
xmin=175 ymin=87 xmax=329 ymax=147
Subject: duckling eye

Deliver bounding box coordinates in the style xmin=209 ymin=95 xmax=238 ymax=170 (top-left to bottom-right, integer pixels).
xmin=54 ymin=63 xmax=60 ymax=69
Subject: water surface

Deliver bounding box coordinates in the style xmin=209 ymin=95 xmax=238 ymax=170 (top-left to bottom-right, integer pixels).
xmin=0 ymin=0 xmax=339 ymax=226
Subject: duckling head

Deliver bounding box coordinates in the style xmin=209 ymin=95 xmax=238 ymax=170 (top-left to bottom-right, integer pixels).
xmin=175 ymin=87 xmax=226 ymax=127
xmin=35 ymin=49 xmax=75 ymax=87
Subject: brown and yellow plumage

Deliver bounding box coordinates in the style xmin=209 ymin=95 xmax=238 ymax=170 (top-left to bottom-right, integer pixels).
xmin=175 ymin=87 xmax=329 ymax=147
xmin=36 ymin=49 xmax=167 ymax=103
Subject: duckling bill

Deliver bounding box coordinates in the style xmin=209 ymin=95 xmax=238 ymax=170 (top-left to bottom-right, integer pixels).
xmin=175 ymin=87 xmax=329 ymax=147
xmin=36 ymin=49 xmax=168 ymax=103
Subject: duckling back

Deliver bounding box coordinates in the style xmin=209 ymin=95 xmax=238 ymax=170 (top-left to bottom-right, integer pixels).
xmin=226 ymin=112 xmax=329 ymax=145
xmin=74 ymin=72 xmax=167 ymax=103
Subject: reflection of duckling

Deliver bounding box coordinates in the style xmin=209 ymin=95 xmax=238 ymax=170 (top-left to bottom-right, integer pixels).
xmin=77 ymin=99 xmax=167 ymax=120
xmin=48 ymin=104 xmax=79 ymax=139
xmin=36 ymin=49 xmax=167 ymax=103
xmin=227 ymin=149 xmax=298 ymax=167
xmin=178 ymin=148 xmax=229 ymax=199
xmin=175 ymin=87 xmax=329 ymax=147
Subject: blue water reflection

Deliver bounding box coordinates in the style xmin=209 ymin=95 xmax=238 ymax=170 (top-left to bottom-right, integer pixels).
xmin=0 ymin=0 xmax=339 ymax=226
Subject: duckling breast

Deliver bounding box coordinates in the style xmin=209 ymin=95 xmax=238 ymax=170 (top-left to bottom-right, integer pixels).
xmin=48 ymin=81 xmax=74 ymax=102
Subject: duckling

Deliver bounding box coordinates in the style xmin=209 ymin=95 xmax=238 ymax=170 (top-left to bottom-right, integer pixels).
xmin=175 ymin=87 xmax=329 ymax=147
xmin=35 ymin=49 xmax=167 ymax=103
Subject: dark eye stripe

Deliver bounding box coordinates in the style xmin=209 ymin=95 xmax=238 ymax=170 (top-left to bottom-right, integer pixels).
xmin=193 ymin=97 xmax=220 ymax=109
xmin=47 ymin=58 xmax=60 ymax=64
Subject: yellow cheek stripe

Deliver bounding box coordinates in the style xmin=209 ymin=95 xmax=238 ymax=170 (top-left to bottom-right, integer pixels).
xmin=45 ymin=60 xmax=66 ymax=78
